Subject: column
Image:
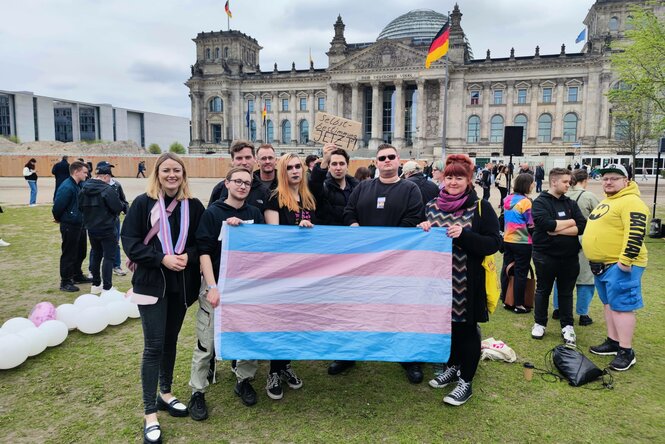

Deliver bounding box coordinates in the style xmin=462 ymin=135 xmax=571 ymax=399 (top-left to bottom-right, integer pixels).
xmin=393 ymin=79 xmax=405 ymax=149
xmin=290 ymin=90 xmax=297 ymax=144
xmin=480 ymin=81 xmax=491 ymax=142
xmin=438 ymin=78 xmax=445 ymax=156
xmin=222 ymin=91 xmax=230 ymax=142
xmin=505 ymin=81 xmax=514 ymax=130
xmin=553 ymin=78 xmax=565 ymax=142
xmin=415 ymin=80 xmax=425 ymax=153
xmin=529 ymin=81 xmax=538 ymax=142
xmin=233 ymin=87 xmax=242 ymax=142
xmin=308 ymin=90 xmax=315 ymax=143
xmin=254 ymin=94 xmax=262 ymax=143
xmin=190 ymin=93 xmax=200 ymax=142
xmin=274 ymin=93 xmax=281 ymax=144
xmin=326 ymin=83 xmax=338 ymax=116
xmin=350 ymin=82 xmax=360 ymax=123
xmin=370 ymin=81 xmax=382 ymax=150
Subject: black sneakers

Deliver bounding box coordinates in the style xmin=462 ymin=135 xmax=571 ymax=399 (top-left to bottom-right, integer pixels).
xmin=72 ymin=275 xmax=93 ymax=284
xmin=609 ymin=348 xmax=636 ymax=371
xmin=327 ymin=360 xmax=355 ymax=375
xmin=443 ymin=378 xmax=473 ymax=406
xmin=552 ymin=309 xmax=560 ymax=320
xmin=428 ymin=365 xmax=459 ymax=388
xmin=59 ymin=282 xmax=79 ymax=292
xmin=234 ymin=379 xmax=257 ymax=406
xmin=266 ymin=372 xmax=283 ymax=400
xmin=402 ymin=363 xmax=423 ymax=384
xmin=279 ymin=364 xmax=303 ymax=389
xmin=578 ymin=315 xmax=593 ymax=326
xmin=188 ymin=392 xmax=208 ymax=421
xmin=589 ymin=337 xmax=620 ymax=356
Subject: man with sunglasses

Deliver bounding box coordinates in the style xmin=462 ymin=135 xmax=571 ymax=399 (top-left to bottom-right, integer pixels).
xmin=255 ymin=144 xmax=279 ymax=191
xmin=582 ymin=164 xmax=649 ymax=371
xmin=343 ymin=143 xmax=425 ymax=383
xmin=189 ymin=167 xmax=265 ymax=419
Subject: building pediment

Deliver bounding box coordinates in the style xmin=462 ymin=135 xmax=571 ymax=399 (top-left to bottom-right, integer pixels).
xmin=329 ymin=40 xmax=430 ymax=72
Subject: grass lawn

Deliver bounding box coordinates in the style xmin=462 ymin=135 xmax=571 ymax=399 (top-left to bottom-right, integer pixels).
xmin=1 ymin=205 xmax=664 ymax=443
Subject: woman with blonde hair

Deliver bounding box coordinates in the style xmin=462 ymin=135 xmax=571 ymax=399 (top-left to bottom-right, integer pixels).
xmin=121 ymin=153 xmax=205 ymax=444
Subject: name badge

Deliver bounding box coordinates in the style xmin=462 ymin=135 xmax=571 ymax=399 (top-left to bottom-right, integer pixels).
xmin=557 ymin=211 xmax=566 ymax=217
xmin=377 ymin=197 xmax=386 ymax=209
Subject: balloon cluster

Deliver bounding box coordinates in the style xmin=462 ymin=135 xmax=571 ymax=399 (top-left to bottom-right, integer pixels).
xmin=0 ymin=289 xmax=140 ymax=370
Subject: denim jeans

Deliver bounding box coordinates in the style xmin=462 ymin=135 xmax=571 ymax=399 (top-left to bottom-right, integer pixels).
xmin=552 ymin=283 xmax=595 ymax=315
xmin=89 ymin=231 xmax=117 ymax=290
xmin=27 ymin=180 xmax=37 ymax=205
xmin=139 ymin=291 xmax=188 ymax=414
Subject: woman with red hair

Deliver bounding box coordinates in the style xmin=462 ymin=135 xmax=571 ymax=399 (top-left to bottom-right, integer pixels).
xmin=418 ymin=154 xmax=501 ymax=406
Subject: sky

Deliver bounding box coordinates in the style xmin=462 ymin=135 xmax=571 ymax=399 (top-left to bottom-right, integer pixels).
xmin=1 ymin=0 xmax=595 ymax=118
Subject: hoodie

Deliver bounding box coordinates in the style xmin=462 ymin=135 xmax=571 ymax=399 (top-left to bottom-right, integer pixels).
xmin=406 ymin=172 xmax=439 ymax=206
xmin=531 ymin=191 xmax=586 ymax=257
xmin=582 ymin=181 xmax=649 ymax=267
xmin=78 ymin=178 xmax=124 ymax=234
xmin=503 ymin=193 xmax=534 ymax=244
xmin=308 ymin=163 xmax=359 ymax=225
xmin=208 ymin=176 xmax=269 ymax=212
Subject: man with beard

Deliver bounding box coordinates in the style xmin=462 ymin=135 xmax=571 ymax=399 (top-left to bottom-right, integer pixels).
xmin=255 ymin=144 xmax=278 ymax=192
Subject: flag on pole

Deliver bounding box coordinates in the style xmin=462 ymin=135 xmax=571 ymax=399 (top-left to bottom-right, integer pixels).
xmin=214 ymin=224 xmax=453 ymax=362
xmin=425 ymin=20 xmax=450 ymax=69
xmin=262 ymin=103 xmax=267 ymax=124
xmin=224 ymin=0 xmax=232 ymax=18
xmin=575 ymin=28 xmax=586 ymax=44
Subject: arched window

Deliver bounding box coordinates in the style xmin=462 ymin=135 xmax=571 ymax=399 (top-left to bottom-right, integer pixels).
xmin=563 ymin=113 xmax=578 ymax=142
xmin=215 ymin=47 xmax=220 ymax=59
xmin=282 ymin=120 xmax=291 ymax=144
xmin=490 ymin=115 xmax=504 ymax=143
xmin=224 ymin=47 xmax=229 ymax=58
xmin=209 ymin=97 xmax=223 ymax=113
xmin=467 ymin=115 xmax=480 ymax=143
xmin=538 ymin=114 xmax=552 ymax=143
xmin=299 ymin=120 xmax=309 ymax=144
xmin=205 ymin=48 xmax=211 ymax=60
xmin=266 ymin=120 xmax=274 ymax=143
xmin=249 ymin=120 xmax=256 ymax=142
xmin=514 ymin=114 xmax=528 ymax=142
xmin=609 ymin=17 xmax=619 ymax=32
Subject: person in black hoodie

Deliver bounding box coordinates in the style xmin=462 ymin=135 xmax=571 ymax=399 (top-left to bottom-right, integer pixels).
xmin=531 ymin=167 xmax=586 ymax=345
xmin=254 ymin=144 xmax=279 ymax=192
xmin=78 ymin=162 xmax=124 ymax=294
xmin=51 ymin=155 xmax=70 ymax=200
xmin=121 ymin=153 xmax=204 ymax=444
xmin=188 ymin=167 xmax=264 ymax=419
xmin=402 ymin=160 xmax=439 ymax=206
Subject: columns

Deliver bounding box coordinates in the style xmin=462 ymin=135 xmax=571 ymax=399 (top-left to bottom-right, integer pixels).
xmin=223 ymin=91 xmax=230 ymax=142
xmin=553 ymin=79 xmax=565 ymax=141
xmin=506 ymin=81 xmax=514 ymax=130
xmin=370 ymin=81 xmax=382 ymax=150
xmin=254 ymin=94 xmax=262 ymax=142
xmin=350 ymin=82 xmax=360 ymax=123
xmin=438 ymin=78 xmax=446 ymax=156
xmin=326 ymin=83 xmax=338 ymax=117
xmin=290 ymin=90 xmax=297 ymax=144
xmin=233 ymin=87 xmax=242 ymax=142
xmin=308 ymin=90 xmax=315 ymax=143
xmin=336 ymin=84 xmax=345 ymax=118
xmin=480 ymin=81 xmax=491 ymax=142
xmin=393 ymin=79 xmax=405 ymax=149
xmin=275 ymin=94 xmax=281 ymax=144
xmin=529 ymin=82 xmax=538 ymax=141
xmin=191 ymin=92 xmax=204 ymax=143
xmin=415 ymin=80 xmax=425 ymax=153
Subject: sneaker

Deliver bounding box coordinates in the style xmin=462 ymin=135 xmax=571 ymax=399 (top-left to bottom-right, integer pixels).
xmin=101 ymin=287 xmax=122 ymax=298
xmin=188 ymin=392 xmax=208 ymax=421
xmin=589 ymin=337 xmax=620 ymax=356
xmin=552 ymin=309 xmax=560 ymax=320
xmin=113 ymin=266 xmax=127 ymax=276
xmin=609 ymin=348 xmax=636 ymax=371
xmin=86 ymin=272 xmax=94 ymax=279
xmin=279 ymin=364 xmax=303 ymax=389
xmin=432 ymin=362 xmax=446 ymax=377
xmin=72 ymin=274 xmax=93 ymax=284
xmin=0 ymin=239 xmax=10 ymax=247
xmin=429 ymin=365 xmax=459 ymax=388
xmin=59 ymin=282 xmax=80 ymax=292
xmin=266 ymin=372 xmax=283 ymax=400
xmin=443 ymin=378 xmax=473 ymax=406
xmin=234 ymin=378 xmax=257 ymax=406
xmin=531 ymin=323 xmax=545 ymax=340
xmin=579 ymin=315 xmax=593 ymax=326
xmin=91 ymin=284 xmax=103 ymax=295
xmin=561 ymin=325 xmax=576 ymax=345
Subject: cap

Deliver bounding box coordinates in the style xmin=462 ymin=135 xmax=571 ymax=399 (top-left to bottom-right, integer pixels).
xmin=599 ymin=164 xmax=628 ymax=177
xmin=96 ymin=161 xmax=115 ymax=176
xmin=400 ymin=160 xmax=421 ymax=177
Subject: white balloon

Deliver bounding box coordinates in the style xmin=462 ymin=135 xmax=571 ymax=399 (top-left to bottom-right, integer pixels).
xmin=107 ymin=301 xmax=129 ymax=326
xmin=0 ymin=334 xmax=29 ymax=370
xmin=77 ymin=307 xmax=109 ymax=334
xmin=0 ymin=328 xmax=8 ymax=338
xmin=17 ymin=328 xmax=48 ymax=357
xmin=74 ymin=294 xmax=103 ymax=309
xmin=2 ymin=317 xmax=36 ymax=333
xmin=125 ymin=301 xmax=140 ymax=319
xmin=56 ymin=304 xmax=80 ymax=330
xmin=100 ymin=290 xmax=124 ymax=305
xmin=39 ymin=320 xmax=69 ymax=347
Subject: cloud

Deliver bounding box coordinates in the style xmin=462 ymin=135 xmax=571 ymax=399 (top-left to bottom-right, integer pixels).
xmin=129 ymin=61 xmax=188 ymax=84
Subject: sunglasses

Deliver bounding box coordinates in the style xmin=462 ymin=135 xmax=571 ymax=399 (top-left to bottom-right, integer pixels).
xmin=286 ymin=163 xmax=302 ymax=171
xmin=230 ymin=179 xmax=252 ymax=188
xmin=377 ymin=154 xmax=397 ymax=162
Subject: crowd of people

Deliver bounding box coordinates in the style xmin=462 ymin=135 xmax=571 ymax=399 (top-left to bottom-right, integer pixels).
xmin=37 ymin=143 xmax=649 ymax=444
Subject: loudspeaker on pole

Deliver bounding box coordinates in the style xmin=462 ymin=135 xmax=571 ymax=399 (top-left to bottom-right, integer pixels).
xmin=503 ymin=126 xmax=524 ymax=156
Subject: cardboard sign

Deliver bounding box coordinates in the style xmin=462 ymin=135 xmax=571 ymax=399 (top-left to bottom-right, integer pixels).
xmin=312 ymin=112 xmax=363 ymax=151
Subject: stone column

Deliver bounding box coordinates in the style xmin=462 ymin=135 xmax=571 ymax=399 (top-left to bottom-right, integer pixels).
xmin=308 ymin=90 xmax=315 ymax=144
xmin=393 ymin=79 xmax=405 ymax=149
xmin=506 ymin=81 xmax=514 ymax=130
xmin=553 ymin=78 xmax=565 ymax=142
xmin=290 ymin=90 xmax=297 ymax=144
xmin=254 ymin=94 xmax=262 ymax=143
xmin=480 ymin=81 xmax=491 ymax=142
xmin=274 ymin=94 xmax=281 ymax=144
xmin=370 ymin=81 xmax=382 ymax=150
xmin=438 ymin=78 xmax=446 ymax=155
xmin=326 ymin=83 xmax=338 ymax=116
xmin=190 ymin=94 xmax=200 ymax=142
xmin=336 ymin=84 xmax=344 ymax=118
xmin=529 ymin=82 xmax=538 ymax=142
xmin=222 ymin=91 xmax=230 ymax=142
xmin=415 ymin=80 xmax=425 ymax=154
xmin=350 ymin=82 xmax=360 ymax=123
xmin=192 ymin=92 xmax=205 ymax=143
xmin=598 ymin=73 xmax=612 ymax=140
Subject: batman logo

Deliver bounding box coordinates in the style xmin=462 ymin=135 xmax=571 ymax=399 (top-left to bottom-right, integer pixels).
xmin=589 ymin=204 xmax=610 ymax=220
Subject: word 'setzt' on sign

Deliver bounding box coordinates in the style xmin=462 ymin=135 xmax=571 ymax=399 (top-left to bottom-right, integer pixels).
xmin=313 ymin=112 xmax=363 ymax=151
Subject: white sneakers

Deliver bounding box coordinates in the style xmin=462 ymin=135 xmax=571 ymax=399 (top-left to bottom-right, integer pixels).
xmin=561 ymin=325 xmax=577 ymax=345
xmin=0 ymin=239 xmax=10 ymax=247
xmin=91 ymin=284 xmax=103 ymax=295
xmin=531 ymin=323 xmax=545 ymax=340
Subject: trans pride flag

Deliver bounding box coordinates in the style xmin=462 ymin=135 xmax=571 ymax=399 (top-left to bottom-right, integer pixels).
xmin=214 ymin=224 xmax=452 ymax=362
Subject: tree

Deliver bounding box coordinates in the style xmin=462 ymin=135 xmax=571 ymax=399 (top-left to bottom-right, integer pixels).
xmin=611 ymin=91 xmax=655 ymax=168
xmin=148 ymin=143 xmax=161 ymax=154
xmin=169 ymin=142 xmax=186 ymax=154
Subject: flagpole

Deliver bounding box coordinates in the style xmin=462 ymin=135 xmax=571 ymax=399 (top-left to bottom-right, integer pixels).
xmin=441 ymin=13 xmax=450 ymax=161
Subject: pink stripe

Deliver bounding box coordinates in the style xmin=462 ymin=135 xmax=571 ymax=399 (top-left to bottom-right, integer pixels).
xmin=221 ymin=304 xmax=451 ymax=334
xmin=225 ymin=250 xmax=451 ymax=279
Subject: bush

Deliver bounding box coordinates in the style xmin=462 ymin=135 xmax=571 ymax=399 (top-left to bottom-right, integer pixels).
xmin=2 ymin=135 xmax=21 ymax=144
xmin=148 ymin=143 xmax=161 ymax=154
xmin=169 ymin=142 xmax=186 ymax=154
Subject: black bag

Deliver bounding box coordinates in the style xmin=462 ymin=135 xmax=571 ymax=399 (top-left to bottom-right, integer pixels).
xmin=552 ymin=345 xmax=603 ymax=386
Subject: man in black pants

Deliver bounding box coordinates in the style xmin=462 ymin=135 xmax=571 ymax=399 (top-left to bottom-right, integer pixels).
xmin=531 ymin=168 xmax=586 ymax=345
xmin=344 ymin=143 xmax=425 ymax=383
xmin=52 ymin=161 xmax=90 ymax=292
xmin=51 ymin=155 xmax=70 ymax=200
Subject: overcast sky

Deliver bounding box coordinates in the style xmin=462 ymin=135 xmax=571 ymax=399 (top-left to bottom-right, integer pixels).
xmin=2 ymin=0 xmax=595 ymax=118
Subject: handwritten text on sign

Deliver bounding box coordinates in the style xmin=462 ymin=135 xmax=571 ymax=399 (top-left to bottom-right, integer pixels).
xmin=313 ymin=112 xmax=363 ymax=151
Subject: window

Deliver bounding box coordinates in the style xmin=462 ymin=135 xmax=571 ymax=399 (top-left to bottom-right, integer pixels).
xmin=363 ymin=88 xmax=372 ymax=143
xmin=265 ymin=99 xmax=271 ymax=112
xmin=493 ymin=90 xmax=503 ymax=105
xmin=490 ymin=115 xmax=504 ymax=143
xmin=299 ymin=97 xmax=307 ymax=111
xmin=470 ymin=90 xmax=480 ymax=105
xmin=299 ymin=120 xmax=309 ymax=144
xmin=266 ymin=120 xmax=274 ymax=143
xmin=405 ymin=87 xmax=416 ymax=146
xmin=467 ymin=116 xmax=480 ymax=143
xmin=514 ymin=114 xmax=528 ymax=142
xmin=54 ymin=107 xmax=73 ymax=142
xmin=206 ymin=48 xmax=211 ymax=60
xmin=281 ymin=98 xmax=289 ymax=111
xmin=317 ymin=97 xmax=325 ymax=111
xmin=563 ymin=113 xmax=578 ymax=142
xmin=382 ymin=88 xmax=394 ymax=143
xmin=209 ymin=97 xmax=223 ymax=113
xmin=249 ymin=120 xmax=256 ymax=142
xmin=79 ymin=107 xmax=96 ymax=141
xmin=517 ymin=88 xmax=527 ymax=104
xmin=224 ymin=47 xmax=229 ymax=58
xmin=538 ymin=114 xmax=552 ymax=143
xmin=609 ymin=17 xmax=619 ymax=32
xmin=248 ymin=99 xmax=254 ymax=113
xmin=282 ymin=120 xmax=291 ymax=143
xmin=0 ymin=95 xmax=11 ymax=136
xmin=542 ymin=87 xmax=553 ymax=103
xmin=211 ymin=124 xmax=222 ymax=143
xmin=215 ymin=47 xmax=220 ymax=59
xmin=615 ymin=118 xmax=629 ymax=141
xmin=567 ymin=86 xmax=579 ymax=102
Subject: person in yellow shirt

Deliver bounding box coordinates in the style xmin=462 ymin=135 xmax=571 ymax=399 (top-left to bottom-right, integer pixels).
xmin=582 ymin=164 xmax=648 ymax=371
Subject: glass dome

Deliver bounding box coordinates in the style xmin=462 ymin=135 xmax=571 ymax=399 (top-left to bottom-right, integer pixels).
xmin=377 ymin=9 xmax=447 ymax=43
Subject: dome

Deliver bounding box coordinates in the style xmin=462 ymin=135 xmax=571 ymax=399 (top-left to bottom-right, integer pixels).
xmin=377 ymin=9 xmax=447 ymax=43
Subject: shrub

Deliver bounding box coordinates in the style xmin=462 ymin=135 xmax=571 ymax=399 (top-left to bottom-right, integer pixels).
xmin=148 ymin=143 xmax=161 ymax=154
xmin=2 ymin=135 xmax=21 ymax=144
xmin=169 ymin=142 xmax=186 ymax=154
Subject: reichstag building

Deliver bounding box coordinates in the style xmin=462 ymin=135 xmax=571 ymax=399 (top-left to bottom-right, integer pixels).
xmin=186 ymin=0 xmax=660 ymax=171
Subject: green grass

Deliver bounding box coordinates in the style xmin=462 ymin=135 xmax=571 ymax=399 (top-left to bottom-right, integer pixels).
xmin=1 ymin=205 xmax=664 ymax=443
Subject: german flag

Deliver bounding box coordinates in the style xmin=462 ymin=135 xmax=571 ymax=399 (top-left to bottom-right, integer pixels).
xmin=262 ymin=103 xmax=267 ymax=124
xmin=425 ymin=20 xmax=450 ymax=69
xmin=225 ymin=0 xmax=232 ymax=18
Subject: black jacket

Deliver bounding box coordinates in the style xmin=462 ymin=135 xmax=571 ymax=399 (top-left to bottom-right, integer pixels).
xmin=532 ymin=191 xmax=586 ymax=257
xmin=535 ymin=166 xmax=545 ymax=180
xmin=110 ymin=180 xmax=129 ymax=214
xmin=121 ymin=193 xmax=205 ymax=305
xmin=78 ymin=179 xmax=124 ymax=234
xmin=209 ymin=177 xmax=269 ymax=213
xmin=253 ymin=169 xmax=278 ymax=192
xmin=343 ymin=178 xmax=424 ymax=227
xmin=309 ymin=163 xmax=359 ymax=226
xmin=52 ymin=176 xmax=83 ymax=226
xmin=406 ymin=172 xmax=439 ymax=206
xmin=51 ymin=159 xmax=70 ymax=190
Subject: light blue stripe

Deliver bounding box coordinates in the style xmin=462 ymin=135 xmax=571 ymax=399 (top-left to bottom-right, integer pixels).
xmin=216 ymin=331 xmax=451 ymax=363
xmin=223 ymin=224 xmax=451 ymax=254
xmin=221 ymin=276 xmax=451 ymax=305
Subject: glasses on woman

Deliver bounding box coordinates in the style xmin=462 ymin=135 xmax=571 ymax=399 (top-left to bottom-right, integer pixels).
xmin=377 ymin=154 xmax=397 ymax=162
xmin=286 ymin=164 xmax=302 ymax=171
xmin=230 ymin=179 xmax=252 ymax=188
